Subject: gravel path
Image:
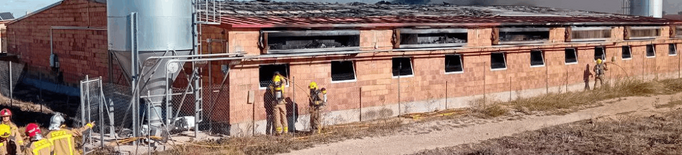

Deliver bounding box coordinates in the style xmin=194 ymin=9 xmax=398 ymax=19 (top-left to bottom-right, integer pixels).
xmin=283 ymin=93 xmax=679 ymax=155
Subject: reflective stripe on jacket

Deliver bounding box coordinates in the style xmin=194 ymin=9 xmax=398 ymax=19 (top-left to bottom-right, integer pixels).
xmin=47 ymin=125 xmax=91 ymax=155
xmin=25 ymin=139 xmax=53 ymax=155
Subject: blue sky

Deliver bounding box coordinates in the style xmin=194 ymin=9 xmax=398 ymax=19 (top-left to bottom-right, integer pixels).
xmin=0 ymin=0 xmax=60 ymax=17
xmin=1 ymin=0 xmax=680 ymax=19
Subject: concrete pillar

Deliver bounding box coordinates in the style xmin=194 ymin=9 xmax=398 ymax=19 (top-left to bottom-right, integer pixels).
xmin=228 ymin=30 xmax=261 ymax=55
xmin=612 ymin=26 xmax=627 ymax=41
xmin=467 ymin=27 xmax=498 ymax=47
xmin=549 ymin=27 xmax=569 ymax=43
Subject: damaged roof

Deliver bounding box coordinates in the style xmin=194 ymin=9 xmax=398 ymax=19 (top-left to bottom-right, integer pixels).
xmin=205 ymin=1 xmax=679 ymax=29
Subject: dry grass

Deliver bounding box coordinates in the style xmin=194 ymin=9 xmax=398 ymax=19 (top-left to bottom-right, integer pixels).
xmin=655 ymin=100 xmax=682 ymax=109
xmin=148 ymin=78 xmax=682 ymax=154
xmin=156 ymin=119 xmax=404 ymax=155
xmin=413 ymin=109 xmax=682 ymax=155
xmin=509 ymin=79 xmax=669 ymax=113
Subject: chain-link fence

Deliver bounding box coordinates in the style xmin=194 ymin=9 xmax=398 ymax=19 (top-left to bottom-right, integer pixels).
xmin=0 ymin=61 xmax=23 ymax=100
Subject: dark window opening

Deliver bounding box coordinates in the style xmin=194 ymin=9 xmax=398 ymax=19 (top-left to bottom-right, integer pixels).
xmin=630 ymin=27 xmax=661 ymax=38
xmin=676 ymin=26 xmax=682 ymax=37
xmin=266 ymin=30 xmax=360 ymax=53
xmin=392 ymin=57 xmax=413 ymax=77
xmin=499 ymin=28 xmax=550 ymax=43
xmin=490 ymin=52 xmax=507 ymax=69
xmin=530 ymin=50 xmax=545 ymax=66
xmin=670 ymin=44 xmax=677 ymax=55
xmin=622 ymin=46 xmax=632 ymax=59
xmin=259 ymin=64 xmax=289 ymax=88
xmin=572 ymin=27 xmax=611 ymax=40
xmin=646 ymin=44 xmax=656 ymax=57
xmin=594 ymin=46 xmax=605 ymax=60
xmin=399 ymin=29 xmax=467 ymax=48
xmin=565 ymin=48 xmax=578 ymax=64
xmin=445 ymin=54 xmax=464 ymax=73
xmin=331 ymin=61 xmax=356 ymax=81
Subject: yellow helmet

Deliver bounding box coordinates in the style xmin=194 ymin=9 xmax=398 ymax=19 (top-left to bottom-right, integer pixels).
xmin=272 ymin=75 xmax=282 ymax=82
xmin=596 ymin=58 xmax=603 ymax=64
xmin=321 ymin=88 xmax=327 ymax=94
xmin=0 ymin=124 xmax=10 ymax=138
xmin=309 ymin=82 xmax=318 ymax=89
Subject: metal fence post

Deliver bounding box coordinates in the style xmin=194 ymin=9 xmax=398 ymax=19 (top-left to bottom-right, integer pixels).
xmin=8 ymin=61 xmax=12 ymax=106
xmin=109 ymin=99 xmax=115 ymax=139
xmin=98 ymin=78 xmax=104 ymax=149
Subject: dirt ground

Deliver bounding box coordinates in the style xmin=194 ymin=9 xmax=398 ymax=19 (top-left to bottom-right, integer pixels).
xmin=283 ymin=92 xmax=682 ymax=155
xmin=413 ymin=109 xmax=682 ymax=155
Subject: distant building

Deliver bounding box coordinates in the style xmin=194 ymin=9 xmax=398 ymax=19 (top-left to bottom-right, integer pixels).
xmin=0 ymin=12 xmax=14 ymax=53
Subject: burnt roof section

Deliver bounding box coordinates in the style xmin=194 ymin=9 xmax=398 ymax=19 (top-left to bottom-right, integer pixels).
xmin=205 ymin=1 xmax=678 ymax=29
xmin=0 ymin=12 xmax=14 ymax=21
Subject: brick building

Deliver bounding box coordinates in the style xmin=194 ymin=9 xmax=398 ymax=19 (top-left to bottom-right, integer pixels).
xmin=5 ymin=0 xmax=682 ymax=135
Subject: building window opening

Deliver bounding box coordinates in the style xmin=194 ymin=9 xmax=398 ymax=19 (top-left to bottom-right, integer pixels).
xmin=594 ymin=46 xmax=606 ymax=61
xmin=399 ymin=28 xmax=467 ymax=48
xmin=331 ymin=61 xmax=356 ymax=82
xmin=571 ymin=27 xmax=611 ymax=42
xmin=646 ymin=44 xmax=656 ymax=58
xmin=530 ymin=50 xmax=545 ymax=66
xmin=669 ymin=44 xmax=677 ymax=56
xmin=259 ymin=64 xmax=290 ymax=88
xmin=392 ymin=57 xmax=413 ymax=77
xmin=265 ymin=30 xmax=360 ymax=54
xmin=498 ymin=27 xmax=550 ymax=44
xmin=490 ymin=52 xmax=507 ymax=70
xmin=565 ymin=48 xmax=578 ymax=64
xmin=445 ymin=54 xmax=464 ymax=73
xmin=622 ymin=46 xmax=632 ymax=59
xmin=630 ymin=26 xmax=661 ymax=40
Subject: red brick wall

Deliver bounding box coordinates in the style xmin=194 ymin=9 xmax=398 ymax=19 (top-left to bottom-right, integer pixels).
xmin=223 ymin=27 xmax=682 ymax=124
xmin=5 ymin=0 xmax=114 ymax=84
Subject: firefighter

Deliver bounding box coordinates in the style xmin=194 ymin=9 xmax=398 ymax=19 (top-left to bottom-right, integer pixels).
xmin=593 ymin=58 xmax=608 ymax=89
xmin=0 ymin=124 xmax=12 ymax=155
xmin=308 ymin=82 xmax=327 ymax=134
xmin=270 ymin=71 xmax=288 ymax=135
xmin=24 ymin=123 xmax=53 ymax=155
xmin=46 ymin=113 xmax=94 ymax=155
xmin=0 ymin=108 xmax=23 ymax=154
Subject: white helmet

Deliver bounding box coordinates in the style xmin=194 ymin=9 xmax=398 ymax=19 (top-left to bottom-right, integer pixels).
xmin=49 ymin=113 xmax=65 ymax=131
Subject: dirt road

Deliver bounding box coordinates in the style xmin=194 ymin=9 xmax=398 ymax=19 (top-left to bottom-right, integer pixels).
xmin=283 ymin=93 xmax=681 ymax=155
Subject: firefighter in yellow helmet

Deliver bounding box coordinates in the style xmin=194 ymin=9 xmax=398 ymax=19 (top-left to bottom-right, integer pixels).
xmin=46 ymin=113 xmax=95 ymax=155
xmin=0 ymin=108 xmax=23 ymax=154
xmin=593 ymin=58 xmax=608 ymax=89
xmin=308 ymin=82 xmax=327 ymax=134
xmin=269 ymin=71 xmax=289 ymax=135
xmin=24 ymin=123 xmax=53 ymax=155
xmin=0 ymin=124 xmax=12 ymax=155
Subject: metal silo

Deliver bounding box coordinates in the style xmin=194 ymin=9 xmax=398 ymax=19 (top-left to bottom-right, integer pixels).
xmin=630 ymin=0 xmax=662 ymax=18
xmin=107 ymin=0 xmax=193 ymax=135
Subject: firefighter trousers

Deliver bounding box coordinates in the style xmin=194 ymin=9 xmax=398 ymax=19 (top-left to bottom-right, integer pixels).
xmin=594 ymin=75 xmax=605 ymax=88
xmin=273 ymin=102 xmax=288 ymax=134
xmin=309 ymin=106 xmax=322 ymax=133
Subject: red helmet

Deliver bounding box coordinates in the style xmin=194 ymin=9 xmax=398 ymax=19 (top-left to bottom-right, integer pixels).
xmin=0 ymin=109 xmax=11 ymax=117
xmin=25 ymin=123 xmax=41 ymax=138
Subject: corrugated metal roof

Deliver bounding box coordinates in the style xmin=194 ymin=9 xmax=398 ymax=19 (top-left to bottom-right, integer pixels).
xmin=205 ymin=1 xmax=678 ymax=29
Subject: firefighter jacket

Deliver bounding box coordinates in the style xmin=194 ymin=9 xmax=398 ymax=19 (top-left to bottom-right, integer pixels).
xmin=46 ymin=124 xmax=92 ymax=155
xmin=24 ymin=139 xmax=52 ymax=155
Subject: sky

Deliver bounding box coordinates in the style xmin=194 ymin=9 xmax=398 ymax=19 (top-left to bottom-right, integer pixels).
xmin=0 ymin=0 xmax=681 ymax=18
xmin=0 ymin=0 xmax=60 ymax=18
